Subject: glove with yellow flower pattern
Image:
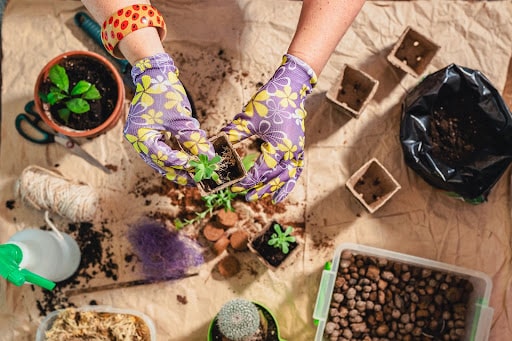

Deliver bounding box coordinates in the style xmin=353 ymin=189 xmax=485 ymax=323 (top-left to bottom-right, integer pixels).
xmin=124 ymin=53 xmax=215 ymax=185
xmin=222 ymin=54 xmax=317 ymax=203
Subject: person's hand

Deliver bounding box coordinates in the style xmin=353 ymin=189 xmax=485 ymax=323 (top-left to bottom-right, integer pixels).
xmin=222 ymin=54 xmax=317 ymax=203
xmin=124 ymin=53 xmax=215 ymax=185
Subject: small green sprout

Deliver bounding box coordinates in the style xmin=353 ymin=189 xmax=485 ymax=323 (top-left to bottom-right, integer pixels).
xmin=189 ymin=154 xmax=221 ymax=183
xmin=268 ymin=223 xmax=296 ymax=254
xmin=39 ymin=64 xmax=101 ymax=123
xmin=173 ymin=154 xmax=257 ymax=230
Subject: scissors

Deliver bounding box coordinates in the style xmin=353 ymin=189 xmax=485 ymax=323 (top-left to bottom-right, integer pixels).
xmin=15 ymin=100 xmax=111 ymax=174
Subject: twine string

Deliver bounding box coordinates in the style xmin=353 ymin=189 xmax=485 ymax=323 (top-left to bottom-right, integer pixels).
xmin=15 ymin=165 xmax=98 ymax=222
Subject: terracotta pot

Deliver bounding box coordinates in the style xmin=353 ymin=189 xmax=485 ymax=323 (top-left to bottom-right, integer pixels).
xmin=34 ymin=50 xmax=125 ymax=138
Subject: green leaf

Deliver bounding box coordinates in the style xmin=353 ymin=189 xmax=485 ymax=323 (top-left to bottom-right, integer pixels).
xmin=71 ymin=80 xmax=92 ymax=96
xmin=211 ymin=154 xmax=221 ymax=163
xmin=49 ymin=64 xmax=69 ymax=93
xmin=211 ymin=172 xmax=220 ymax=183
xmin=194 ymin=168 xmax=205 ymax=182
xmin=58 ymin=108 xmax=71 ymax=123
xmin=242 ymin=153 xmax=258 ymax=171
xmin=47 ymin=92 xmax=67 ymax=105
xmin=39 ymin=92 xmax=48 ymax=103
xmin=66 ymin=98 xmax=90 ymax=114
xmin=83 ymin=84 xmax=102 ymax=100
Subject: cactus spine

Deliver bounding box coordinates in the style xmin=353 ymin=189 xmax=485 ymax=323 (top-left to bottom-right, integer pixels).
xmin=216 ymin=299 xmax=261 ymax=341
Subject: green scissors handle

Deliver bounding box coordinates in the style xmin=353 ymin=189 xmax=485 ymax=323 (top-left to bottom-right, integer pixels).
xmin=15 ymin=101 xmax=55 ymax=144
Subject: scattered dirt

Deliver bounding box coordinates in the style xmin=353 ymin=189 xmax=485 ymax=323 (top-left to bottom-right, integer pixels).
xmin=5 ymin=200 xmax=15 ymax=209
xmin=35 ymin=221 xmax=118 ymax=316
xmin=176 ymin=295 xmax=188 ymax=305
xmin=430 ymin=95 xmax=493 ymax=167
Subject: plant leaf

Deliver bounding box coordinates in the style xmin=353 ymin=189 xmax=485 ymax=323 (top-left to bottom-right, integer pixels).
xmin=211 ymin=154 xmax=221 ymax=163
xmin=49 ymin=64 xmax=69 ymax=93
xmin=66 ymin=98 xmax=90 ymax=114
xmin=211 ymin=172 xmax=220 ymax=183
xmin=47 ymin=92 xmax=67 ymax=105
xmin=242 ymin=153 xmax=258 ymax=171
xmin=58 ymin=108 xmax=71 ymax=123
xmin=83 ymin=84 xmax=102 ymax=100
xmin=71 ymin=80 xmax=92 ymax=96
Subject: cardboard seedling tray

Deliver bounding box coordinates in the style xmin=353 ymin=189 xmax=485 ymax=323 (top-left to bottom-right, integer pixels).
xmin=326 ymin=64 xmax=378 ymax=118
xmin=387 ymin=26 xmax=440 ymax=77
xmin=345 ymin=158 xmax=401 ymax=213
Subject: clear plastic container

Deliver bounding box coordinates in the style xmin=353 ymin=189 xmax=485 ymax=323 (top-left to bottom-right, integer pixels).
xmin=36 ymin=305 xmax=157 ymax=341
xmin=313 ymin=243 xmax=494 ymax=341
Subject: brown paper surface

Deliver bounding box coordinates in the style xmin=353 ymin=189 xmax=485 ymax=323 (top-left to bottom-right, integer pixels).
xmin=1 ymin=1 xmax=511 ymax=340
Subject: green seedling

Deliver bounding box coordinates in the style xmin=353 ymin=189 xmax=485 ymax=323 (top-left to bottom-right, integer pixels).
xmin=268 ymin=223 xmax=296 ymax=254
xmin=174 ymin=153 xmax=257 ymax=229
xmin=39 ymin=64 xmax=102 ymax=123
xmin=189 ymin=154 xmax=221 ymax=183
xmin=174 ymin=187 xmax=239 ymax=229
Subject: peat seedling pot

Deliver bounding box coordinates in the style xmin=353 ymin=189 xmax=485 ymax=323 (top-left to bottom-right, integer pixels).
xmin=197 ymin=132 xmax=247 ymax=196
xmin=387 ymin=26 xmax=440 ymax=77
xmin=326 ymin=64 xmax=379 ymax=119
xmin=345 ymin=158 xmax=401 ymax=214
xmin=248 ymin=221 xmax=302 ymax=271
xmin=207 ymin=299 xmax=285 ymax=341
xmin=34 ymin=50 xmax=125 ymax=138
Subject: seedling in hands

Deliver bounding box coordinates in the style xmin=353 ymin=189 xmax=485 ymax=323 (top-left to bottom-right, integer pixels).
xmin=173 ymin=154 xmax=257 ymax=229
xmin=189 ymin=154 xmax=222 ymax=183
xmin=268 ymin=223 xmax=296 ymax=254
xmin=39 ymin=64 xmax=102 ymax=123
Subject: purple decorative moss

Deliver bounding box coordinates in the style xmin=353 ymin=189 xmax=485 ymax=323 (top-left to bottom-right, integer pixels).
xmin=127 ymin=220 xmax=204 ymax=280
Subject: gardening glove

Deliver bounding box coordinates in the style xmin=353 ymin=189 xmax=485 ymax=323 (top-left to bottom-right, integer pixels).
xmin=222 ymin=54 xmax=317 ymax=203
xmin=124 ymin=53 xmax=215 ymax=185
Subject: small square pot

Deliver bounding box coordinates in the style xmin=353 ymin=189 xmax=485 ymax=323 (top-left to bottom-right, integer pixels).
xmin=387 ymin=26 xmax=440 ymax=77
xmin=326 ymin=64 xmax=379 ymax=119
xmin=248 ymin=221 xmax=302 ymax=271
xmin=197 ymin=132 xmax=247 ymax=195
xmin=345 ymin=158 xmax=401 ymax=213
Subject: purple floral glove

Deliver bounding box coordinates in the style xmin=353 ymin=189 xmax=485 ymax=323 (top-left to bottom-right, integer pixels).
xmin=124 ymin=53 xmax=215 ymax=185
xmin=222 ymin=54 xmax=317 ymax=203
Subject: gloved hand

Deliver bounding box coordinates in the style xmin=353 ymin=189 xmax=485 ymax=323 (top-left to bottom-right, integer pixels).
xmin=124 ymin=53 xmax=215 ymax=185
xmin=222 ymin=54 xmax=317 ymax=203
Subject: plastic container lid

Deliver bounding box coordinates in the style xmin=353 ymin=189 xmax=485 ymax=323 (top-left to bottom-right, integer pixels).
xmin=313 ymin=243 xmax=494 ymax=341
xmin=35 ymin=305 xmax=157 ymax=341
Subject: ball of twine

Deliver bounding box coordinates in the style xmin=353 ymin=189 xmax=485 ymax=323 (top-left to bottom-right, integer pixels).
xmin=14 ymin=165 xmax=99 ymax=222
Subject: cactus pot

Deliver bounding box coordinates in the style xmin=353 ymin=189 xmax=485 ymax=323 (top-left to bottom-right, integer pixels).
xmin=207 ymin=302 xmax=285 ymax=341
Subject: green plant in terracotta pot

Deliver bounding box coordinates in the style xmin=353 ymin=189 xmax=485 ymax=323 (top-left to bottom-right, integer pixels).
xmin=34 ymin=50 xmax=125 ymax=138
xmin=207 ymin=298 xmax=285 ymax=341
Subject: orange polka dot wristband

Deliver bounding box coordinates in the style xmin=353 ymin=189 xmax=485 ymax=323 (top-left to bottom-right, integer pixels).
xmin=101 ymin=4 xmax=167 ymax=59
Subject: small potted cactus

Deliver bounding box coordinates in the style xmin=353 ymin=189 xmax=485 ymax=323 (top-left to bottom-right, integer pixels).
xmin=207 ymin=298 xmax=285 ymax=341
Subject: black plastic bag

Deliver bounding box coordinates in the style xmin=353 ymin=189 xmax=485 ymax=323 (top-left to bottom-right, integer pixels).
xmin=400 ymin=63 xmax=512 ymax=202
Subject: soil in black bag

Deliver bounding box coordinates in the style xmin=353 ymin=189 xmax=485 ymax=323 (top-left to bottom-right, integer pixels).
xmin=430 ymin=92 xmax=496 ymax=167
xmin=400 ymin=63 xmax=512 ymax=201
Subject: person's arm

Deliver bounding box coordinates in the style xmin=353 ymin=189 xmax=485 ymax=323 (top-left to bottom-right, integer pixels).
xmin=80 ymin=1 xmax=215 ymax=186
xmin=81 ymin=0 xmax=164 ymax=64
xmin=287 ymin=0 xmax=366 ymax=75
